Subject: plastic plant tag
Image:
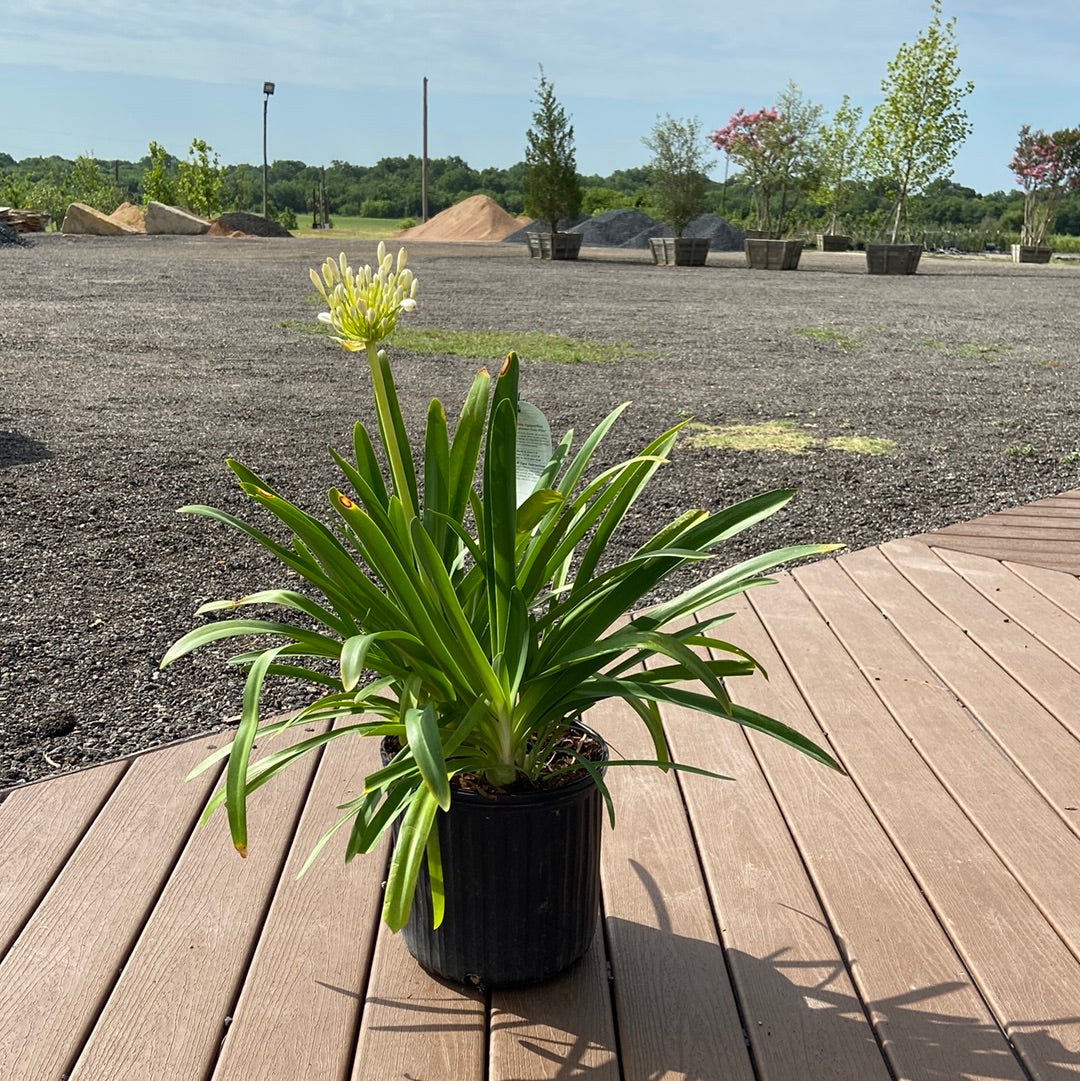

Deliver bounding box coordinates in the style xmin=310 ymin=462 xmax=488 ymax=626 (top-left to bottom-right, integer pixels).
xmin=515 ymin=401 xmax=553 ymax=506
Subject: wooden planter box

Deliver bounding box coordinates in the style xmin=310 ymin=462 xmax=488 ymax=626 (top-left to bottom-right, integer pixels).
xmin=526 ymin=232 xmax=583 ymax=261
xmin=1011 ymin=244 xmax=1053 ymax=264
xmin=744 ymin=238 xmax=803 ymax=271
xmin=865 ymin=243 xmax=922 ymax=275
xmin=817 ymin=233 xmax=852 ymax=252
xmin=649 ymin=237 xmax=711 ymax=266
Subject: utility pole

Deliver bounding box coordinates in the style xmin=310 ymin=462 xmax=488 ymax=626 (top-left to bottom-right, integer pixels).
xmin=421 ymin=77 xmax=429 ymax=222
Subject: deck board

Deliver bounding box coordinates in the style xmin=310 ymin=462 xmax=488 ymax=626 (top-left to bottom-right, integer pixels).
xmin=3 ymin=489 xmax=1080 ymax=1080
xmin=67 ymin=724 xmax=325 ymax=1081
xmin=0 ymin=759 xmax=125 ymax=957
xmin=595 ymin=694 xmax=757 ymax=1081
xmin=728 ymin=595 xmax=1030 ymax=1081
xmin=0 ymin=741 xmax=223 ymax=1081
xmin=752 ymin=571 xmax=1080 ymax=1072
xmin=211 ymin=726 xmax=386 ymax=1081
xmin=911 ymin=490 xmax=1080 ymax=573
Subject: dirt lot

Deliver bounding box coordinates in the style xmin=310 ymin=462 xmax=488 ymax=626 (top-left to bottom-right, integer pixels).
xmin=2 ymin=234 xmax=1079 ymax=787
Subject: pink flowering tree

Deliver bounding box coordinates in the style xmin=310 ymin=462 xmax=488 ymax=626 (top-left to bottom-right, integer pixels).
xmin=1010 ymin=125 xmax=1080 ymax=247
xmin=709 ymin=83 xmax=820 ymax=238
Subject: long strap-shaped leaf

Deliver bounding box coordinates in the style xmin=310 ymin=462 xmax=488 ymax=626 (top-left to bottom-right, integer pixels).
xmin=483 ymin=397 xmax=518 ymax=658
xmin=382 ymin=784 xmax=439 ymax=931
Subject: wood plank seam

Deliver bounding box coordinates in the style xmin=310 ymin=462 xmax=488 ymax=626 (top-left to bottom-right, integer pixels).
xmin=199 ymin=740 xmax=338 ymax=1081
xmin=0 ymin=758 xmax=130 ymax=966
xmin=748 ymin=588 xmax=1059 ymax=1076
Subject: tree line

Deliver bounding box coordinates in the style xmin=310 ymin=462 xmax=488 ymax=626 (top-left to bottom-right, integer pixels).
xmin=4 ymin=147 xmax=1080 ymax=248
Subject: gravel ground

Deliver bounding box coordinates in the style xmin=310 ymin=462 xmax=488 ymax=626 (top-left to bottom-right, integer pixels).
xmin=2 ymin=234 xmax=1079 ymax=788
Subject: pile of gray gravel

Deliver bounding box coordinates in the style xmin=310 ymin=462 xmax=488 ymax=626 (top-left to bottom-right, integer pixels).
xmin=504 ymin=208 xmax=745 ymax=250
xmin=2 ymin=235 xmax=1078 ymax=789
xmin=0 ymin=222 xmax=32 ymax=247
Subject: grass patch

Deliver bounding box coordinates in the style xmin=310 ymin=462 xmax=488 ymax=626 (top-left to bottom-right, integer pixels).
xmin=1005 ymin=443 xmax=1036 ymax=458
xmin=956 ymin=341 xmax=1011 ymax=359
xmin=1034 ymin=357 xmax=1065 ymax=369
xmin=826 ymin=435 xmax=897 ymax=455
xmin=682 ymin=420 xmax=816 ymax=454
xmin=289 ymin=216 xmax=407 ymax=240
xmin=794 ymin=327 xmax=863 ymax=350
xmin=1059 ymin=448 xmax=1080 ymax=463
xmin=279 ymin=319 xmax=645 ymax=364
xmin=682 ymin=420 xmax=896 ymax=456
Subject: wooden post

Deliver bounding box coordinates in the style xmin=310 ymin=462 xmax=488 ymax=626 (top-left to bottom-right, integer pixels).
xmin=421 ymin=77 xmax=429 ymax=222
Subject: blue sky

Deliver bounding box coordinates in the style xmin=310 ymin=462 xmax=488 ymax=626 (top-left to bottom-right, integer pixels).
xmin=2 ymin=1 xmax=1078 ymax=195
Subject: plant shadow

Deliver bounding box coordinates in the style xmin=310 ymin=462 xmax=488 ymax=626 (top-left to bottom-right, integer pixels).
xmin=0 ymin=429 xmax=53 ymax=470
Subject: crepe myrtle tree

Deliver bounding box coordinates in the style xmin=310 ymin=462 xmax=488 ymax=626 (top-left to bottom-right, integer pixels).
xmin=863 ymin=0 xmax=974 ymax=243
xmin=643 ymin=115 xmax=712 ymax=238
xmin=710 ymin=82 xmax=821 ymax=238
xmin=523 ymin=67 xmax=582 ymax=233
xmin=1010 ymin=125 xmax=1080 ymax=247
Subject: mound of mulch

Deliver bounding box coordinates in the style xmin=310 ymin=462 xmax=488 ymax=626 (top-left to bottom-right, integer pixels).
xmin=210 ymin=212 xmax=293 ymax=238
xmin=399 ymin=195 xmax=524 ymax=243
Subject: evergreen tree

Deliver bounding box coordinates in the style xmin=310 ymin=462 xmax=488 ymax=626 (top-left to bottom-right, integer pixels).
xmin=523 ymin=68 xmax=582 ymax=233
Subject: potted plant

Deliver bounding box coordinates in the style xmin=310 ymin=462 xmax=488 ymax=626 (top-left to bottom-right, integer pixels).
xmin=1008 ymin=124 xmax=1080 ymax=263
xmin=523 ymin=67 xmax=584 ymax=261
xmin=709 ymin=82 xmax=821 ymax=271
xmin=163 ymin=244 xmax=842 ymax=988
xmin=642 ymin=114 xmax=712 ymax=266
xmin=862 ymin=0 xmax=973 ymax=274
xmin=809 ymin=95 xmax=864 ymax=252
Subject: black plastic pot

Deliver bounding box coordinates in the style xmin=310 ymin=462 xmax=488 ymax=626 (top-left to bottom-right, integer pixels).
xmin=385 ymin=731 xmax=607 ymax=987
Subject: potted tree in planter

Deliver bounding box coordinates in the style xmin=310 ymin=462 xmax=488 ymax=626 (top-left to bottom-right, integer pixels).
xmin=523 ymin=67 xmax=584 ymax=261
xmin=163 ymin=244 xmax=842 ymax=988
xmin=1009 ymin=124 xmax=1080 ymax=263
xmin=810 ymin=95 xmax=864 ymax=252
xmin=642 ymin=114 xmax=713 ymax=266
xmin=862 ymin=0 xmax=973 ymax=274
xmin=709 ymin=82 xmax=821 ymax=271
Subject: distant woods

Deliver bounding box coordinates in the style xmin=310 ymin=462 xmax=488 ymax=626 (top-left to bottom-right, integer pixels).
xmin=3 ymin=149 xmax=1080 ymax=246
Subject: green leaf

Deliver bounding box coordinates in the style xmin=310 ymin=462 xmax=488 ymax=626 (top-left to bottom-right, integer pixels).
xmin=161 ymin=618 xmax=340 ymax=670
xmin=447 ymin=367 xmax=492 ymax=528
xmin=382 ymin=785 xmax=440 ymax=931
xmin=406 ymin=702 xmax=452 ymax=811
xmin=225 ymin=645 xmax=287 ymax=857
xmin=484 ymin=397 xmax=518 ymax=657
xmin=423 ymin=398 xmax=451 ymax=555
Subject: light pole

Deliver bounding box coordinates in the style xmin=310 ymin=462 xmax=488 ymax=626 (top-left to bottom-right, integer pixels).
xmin=262 ymin=81 xmax=275 ymax=219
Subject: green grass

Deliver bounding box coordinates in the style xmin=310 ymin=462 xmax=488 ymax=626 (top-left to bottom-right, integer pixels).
xmin=279 ymin=319 xmax=648 ymax=364
xmin=289 ymin=216 xmax=408 ymax=240
xmin=956 ymin=341 xmax=1011 ymax=359
xmin=794 ymin=326 xmax=864 ymax=351
xmin=826 ymin=435 xmax=897 ymax=455
xmin=1005 ymin=443 xmax=1036 ymax=458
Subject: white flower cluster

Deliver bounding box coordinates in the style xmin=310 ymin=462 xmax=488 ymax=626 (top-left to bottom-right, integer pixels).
xmin=310 ymin=242 xmax=418 ymax=350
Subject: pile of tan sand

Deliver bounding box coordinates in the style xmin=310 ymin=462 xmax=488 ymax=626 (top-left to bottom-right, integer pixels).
xmin=399 ymin=194 xmax=530 ymax=243
xmin=108 ymin=202 xmax=146 ymax=233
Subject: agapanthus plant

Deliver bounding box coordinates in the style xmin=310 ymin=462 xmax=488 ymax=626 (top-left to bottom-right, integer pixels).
xmin=163 ymin=243 xmax=841 ymax=931
xmin=1010 ymin=125 xmax=1080 ymax=247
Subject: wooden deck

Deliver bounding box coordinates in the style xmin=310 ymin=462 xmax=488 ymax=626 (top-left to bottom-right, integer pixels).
xmin=3 ymin=493 xmax=1080 ymax=1080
